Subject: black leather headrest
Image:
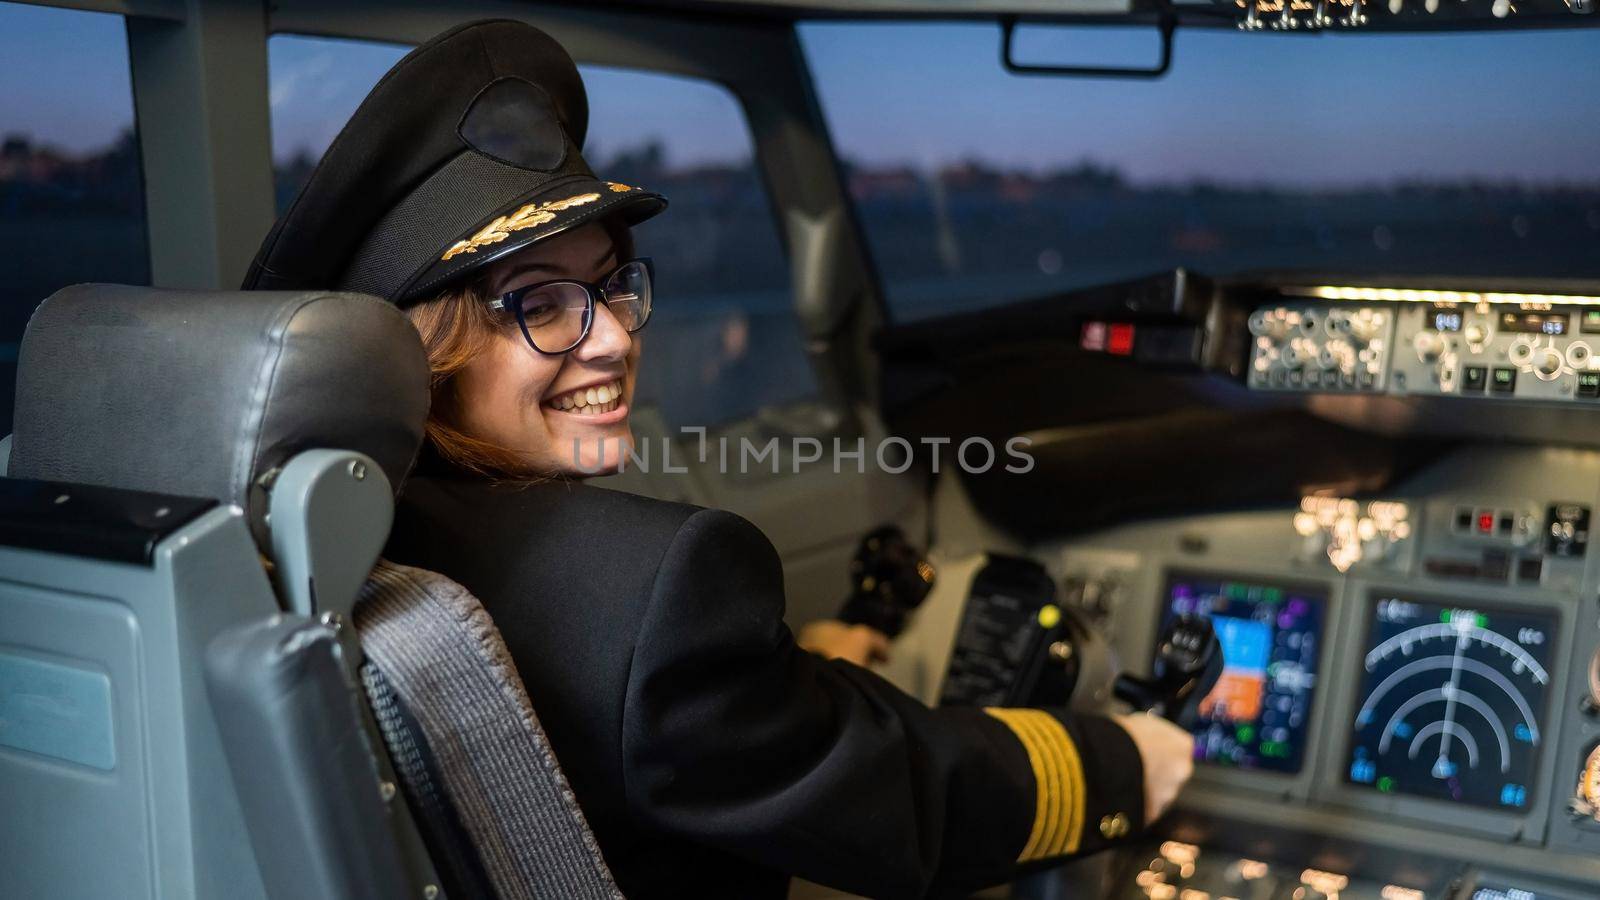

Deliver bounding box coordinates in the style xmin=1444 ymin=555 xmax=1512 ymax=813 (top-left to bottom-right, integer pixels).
xmin=9 ymin=285 xmax=430 ymax=549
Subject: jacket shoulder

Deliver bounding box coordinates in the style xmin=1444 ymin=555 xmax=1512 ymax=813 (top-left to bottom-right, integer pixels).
xmin=395 ymin=475 xmax=702 ymax=547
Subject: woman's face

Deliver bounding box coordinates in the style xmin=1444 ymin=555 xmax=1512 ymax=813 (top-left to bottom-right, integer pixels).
xmin=453 ymin=222 xmax=640 ymax=477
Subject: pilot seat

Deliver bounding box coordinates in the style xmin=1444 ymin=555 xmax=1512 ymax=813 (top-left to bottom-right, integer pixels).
xmin=0 ymin=284 xmax=619 ymax=899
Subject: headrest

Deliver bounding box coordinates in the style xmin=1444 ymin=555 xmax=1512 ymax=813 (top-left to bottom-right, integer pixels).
xmin=9 ymin=285 xmax=430 ymax=549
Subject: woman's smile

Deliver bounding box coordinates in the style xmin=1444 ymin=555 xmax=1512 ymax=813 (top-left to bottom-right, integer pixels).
xmin=544 ymin=376 xmax=630 ymax=424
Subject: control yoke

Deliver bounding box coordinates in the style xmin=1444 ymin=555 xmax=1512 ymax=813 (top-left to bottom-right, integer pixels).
xmin=1113 ymin=614 xmax=1223 ymax=729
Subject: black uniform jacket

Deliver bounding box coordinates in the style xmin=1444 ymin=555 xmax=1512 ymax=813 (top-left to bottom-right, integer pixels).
xmin=385 ymin=465 xmax=1147 ymax=899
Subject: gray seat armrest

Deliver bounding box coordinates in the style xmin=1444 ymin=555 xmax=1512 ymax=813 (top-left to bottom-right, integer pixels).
xmin=205 ymin=615 xmax=414 ymax=900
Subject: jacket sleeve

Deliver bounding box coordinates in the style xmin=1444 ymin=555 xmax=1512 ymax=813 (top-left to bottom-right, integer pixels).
xmin=619 ymin=508 xmax=1147 ymax=899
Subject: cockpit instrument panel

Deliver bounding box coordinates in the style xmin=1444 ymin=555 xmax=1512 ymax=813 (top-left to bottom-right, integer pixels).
xmin=1347 ymin=593 xmax=1554 ymax=810
xmin=1161 ymin=573 xmax=1326 ymax=773
xmin=1248 ymin=291 xmax=1600 ymax=404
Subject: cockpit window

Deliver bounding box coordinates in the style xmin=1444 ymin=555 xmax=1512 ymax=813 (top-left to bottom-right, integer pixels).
xmin=0 ymin=1 xmax=150 ymax=435
xmin=269 ymin=34 xmax=809 ymax=431
xmin=800 ymin=22 xmax=1600 ymax=322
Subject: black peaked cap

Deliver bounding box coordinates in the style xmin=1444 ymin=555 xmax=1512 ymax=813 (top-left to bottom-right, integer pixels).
xmin=242 ymin=19 xmax=666 ymax=306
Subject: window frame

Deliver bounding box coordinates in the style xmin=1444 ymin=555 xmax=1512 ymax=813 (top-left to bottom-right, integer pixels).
xmin=19 ymin=0 xmax=888 ymax=427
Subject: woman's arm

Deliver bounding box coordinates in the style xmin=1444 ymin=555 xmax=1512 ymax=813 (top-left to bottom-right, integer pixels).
xmin=620 ymin=508 xmax=1170 ymax=899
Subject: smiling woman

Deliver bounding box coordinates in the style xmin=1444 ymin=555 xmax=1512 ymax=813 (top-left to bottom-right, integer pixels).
xmin=405 ymin=221 xmax=648 ymax=477
xmin=240 ymin=21 xmax=1189 ymax=899
xmin=266 ymin=31 xmax=811 ymax=432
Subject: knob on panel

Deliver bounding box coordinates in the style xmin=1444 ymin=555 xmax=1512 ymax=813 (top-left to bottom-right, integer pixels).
xmin=1413 ymin=330 xmax=1445 ymax=363
xmin=1348 ymin=308 xmax=1385 ymax=342
xmin=1509 ymin=339 xmax=1536 ymax=367
xmin=1536 ymin=348 xmax=1566 ymax=380
xmin=1573 ymin=740 xmax=1600 ymax=824
xmin=1568 ymin=341 xmax=1592 ymax=370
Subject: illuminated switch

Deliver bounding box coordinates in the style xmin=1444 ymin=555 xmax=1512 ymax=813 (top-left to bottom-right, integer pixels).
xmin=1462 ymin=365 xmax=1488 ymax=393
xmin=1491 ymin=367 xmax=1517 ymax=394
xmin=1080 ymin=321 xmax=1107 ymax=352
xmin=1107 ymin=323 xmax=1136 ymax=356
xmin=1477 ymin=510 xmax=1496 ymax=535
xmin=1580 ymin=372 xmax=1600 ymax=399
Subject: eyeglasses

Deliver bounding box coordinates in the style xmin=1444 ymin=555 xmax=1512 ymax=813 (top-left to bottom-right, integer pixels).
xmin=487 ymin=257 xmax=653 ymax=355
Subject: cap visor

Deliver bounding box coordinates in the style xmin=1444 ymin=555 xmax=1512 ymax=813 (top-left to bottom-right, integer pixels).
xmin=397 ymin=177 xmax=667 ymax=305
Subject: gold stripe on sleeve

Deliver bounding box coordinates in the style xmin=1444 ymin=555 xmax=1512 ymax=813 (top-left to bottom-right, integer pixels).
xmin=983 ymin=707 xmax=1088 ymax=861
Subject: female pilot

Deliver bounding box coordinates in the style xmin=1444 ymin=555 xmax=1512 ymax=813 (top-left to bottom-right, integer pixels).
xmin=244 ymin=18 xmax=1194 ymax=900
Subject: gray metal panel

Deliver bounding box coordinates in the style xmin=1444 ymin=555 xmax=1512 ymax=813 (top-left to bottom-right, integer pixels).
xmin=205 ymin=615 xmax=415 ymax=900
xmin=127 ymin=0 xmax=277 ymax=290
xmin=0 ymin=503 xmax=276 ymax=900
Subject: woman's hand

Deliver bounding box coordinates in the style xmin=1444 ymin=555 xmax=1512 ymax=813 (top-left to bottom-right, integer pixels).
xmin=1112 ymin=712 xmax=1196 ymax=823
xmin=797 ymin=619 xmax=891 ymax=668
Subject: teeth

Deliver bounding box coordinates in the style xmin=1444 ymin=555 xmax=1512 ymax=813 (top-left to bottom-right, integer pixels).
xmin=549 ymin=380 xmax=623 ymax=414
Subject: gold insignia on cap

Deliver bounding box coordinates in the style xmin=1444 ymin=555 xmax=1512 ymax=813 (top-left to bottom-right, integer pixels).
xmin=607 ymin=182 xmax=635 ymax=192
xmin=440 ymin=192 xmax=602 ymax=261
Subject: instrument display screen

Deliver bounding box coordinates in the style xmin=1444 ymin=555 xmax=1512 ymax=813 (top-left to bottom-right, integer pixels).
xmin=1160 ymin=573 xmax=1326 ymax=774
xmin=1347 ymin=593 xmax=1554 ymax=810
xmin=1471 ymin=881 xmax=1589 ymax=900
xmin=1499 ymin=311 xmax=1568 ymax=335
xmin=1431 ymin=305 xmax=1463 ymax=332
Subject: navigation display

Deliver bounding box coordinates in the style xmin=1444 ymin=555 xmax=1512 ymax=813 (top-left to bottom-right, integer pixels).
xmin=1347 ymin=593 xmax=1554 ymax=810
xmin=1160 ymin=573 xmax=1326 ymax=773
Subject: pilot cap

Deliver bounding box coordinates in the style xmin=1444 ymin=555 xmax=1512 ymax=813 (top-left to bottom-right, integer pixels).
xmin=242 ymin=18 xmax=666 ymax=306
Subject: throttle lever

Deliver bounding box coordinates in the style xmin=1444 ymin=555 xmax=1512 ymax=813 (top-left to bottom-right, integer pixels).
xmin=1113 ymin=614 xmax=1223 ymax=729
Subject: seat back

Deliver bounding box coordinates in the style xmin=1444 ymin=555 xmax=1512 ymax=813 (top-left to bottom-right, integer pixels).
xmin=0 ymin=285 xmax=437 ymax=899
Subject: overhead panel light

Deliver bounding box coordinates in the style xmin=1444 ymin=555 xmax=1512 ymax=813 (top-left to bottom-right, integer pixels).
xmin=1284 ymin=286 xmax=1600 ymax=306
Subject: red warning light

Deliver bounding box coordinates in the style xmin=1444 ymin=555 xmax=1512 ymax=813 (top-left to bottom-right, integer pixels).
xmin=1107 ymin=323 xmax=1136 ymax=356
xmin=1477 ymin=512 xmax=1495 ymax=534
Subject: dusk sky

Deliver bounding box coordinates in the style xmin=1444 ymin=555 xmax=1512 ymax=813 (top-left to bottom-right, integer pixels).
xmin=803 ymin=21 xmax=1600 ymax=186
xmin=4 ymin=1 xmax=1600 ymax=188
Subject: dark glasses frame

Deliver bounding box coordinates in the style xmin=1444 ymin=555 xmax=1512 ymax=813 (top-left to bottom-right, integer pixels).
xmin=486 ymin=256 xmax=654 ymax=355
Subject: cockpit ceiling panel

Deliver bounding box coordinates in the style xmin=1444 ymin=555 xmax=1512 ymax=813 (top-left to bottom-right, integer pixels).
xmin=615 ymin=0 xmax=1600 ymax=31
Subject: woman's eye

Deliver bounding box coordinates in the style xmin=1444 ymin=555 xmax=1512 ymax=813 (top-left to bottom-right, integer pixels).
xmin=521 ymin=299 xmax=561 ymax=326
